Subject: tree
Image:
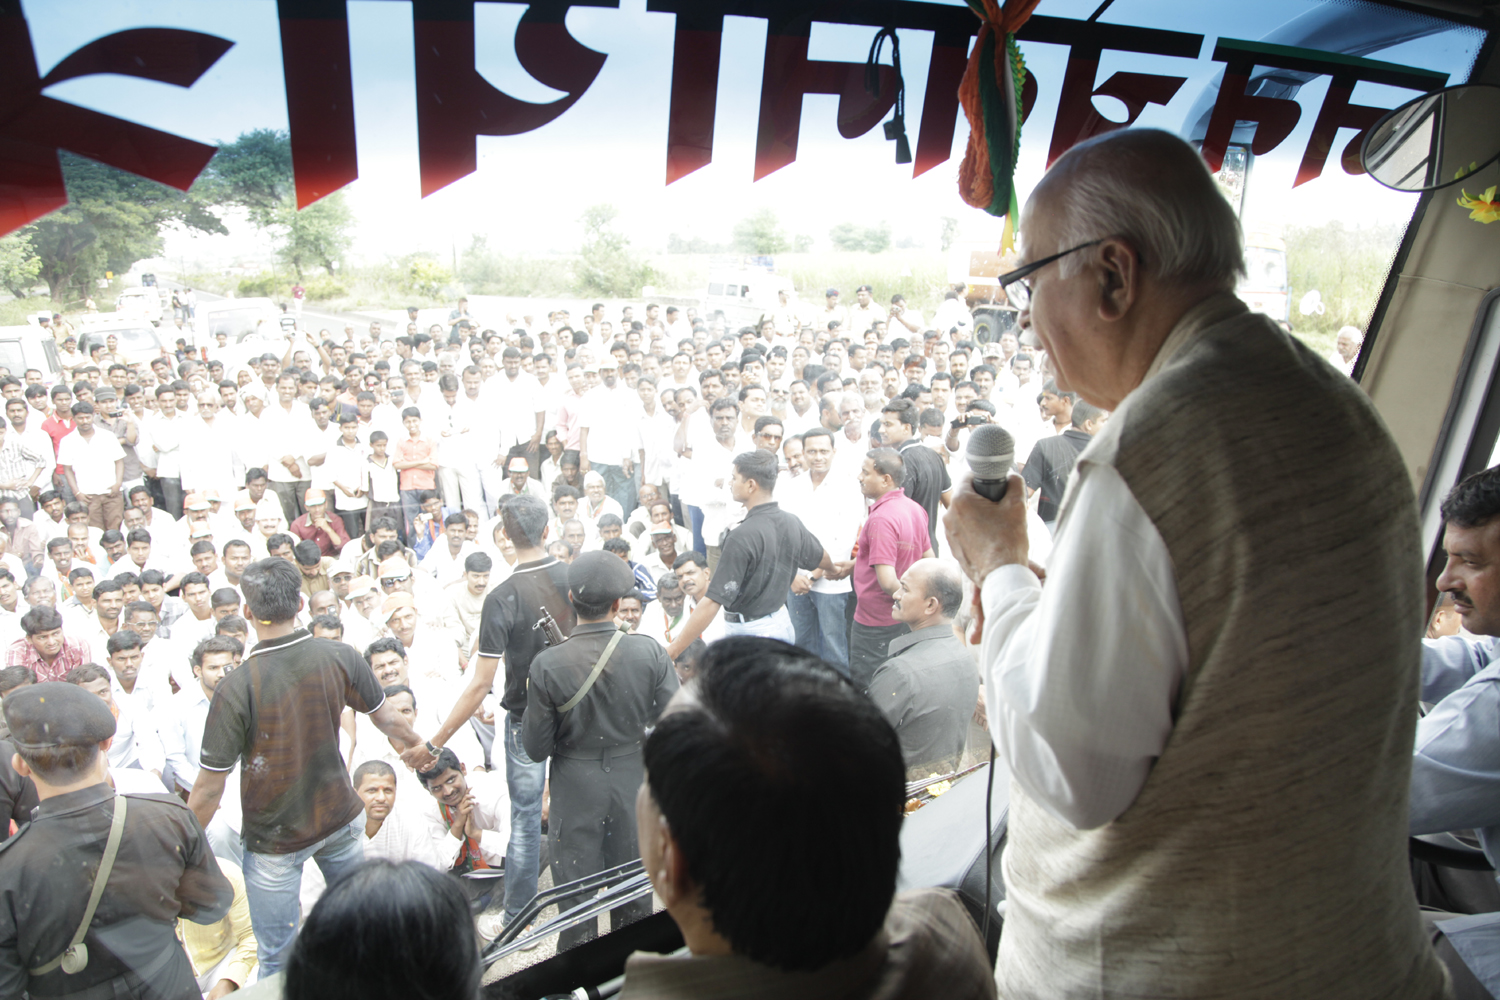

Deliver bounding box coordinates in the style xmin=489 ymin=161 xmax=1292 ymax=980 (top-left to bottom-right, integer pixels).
xmin=578 ymin=204 xmax=653 ymax=297
xmin=197 ymin=129 xmax=293 ymax=227
xmin=24 ymin=153 xmax=225 ymax=303
xmin=793 ymin=233 xmax=814 ymax=252
xmin=732 ymin=208 xmax=788 ymax=254
xmin=275 ymin=194 xmax=352 ymax=278
xmin=829 ymin=221 xmax=892 ymax=253
xmin=199 ymin=130 xmax=351 ymax=278
xmin=0 ymin=233 xmax=41 ymax=299
xmin=1285 ymin=221 xmax=1402 ymax=336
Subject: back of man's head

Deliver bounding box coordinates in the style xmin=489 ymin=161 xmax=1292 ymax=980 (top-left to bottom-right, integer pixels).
xmin=642 ymin=638 xmax=904 ymax=971
xmin=242 ymin=557 xmax=304 ymax=624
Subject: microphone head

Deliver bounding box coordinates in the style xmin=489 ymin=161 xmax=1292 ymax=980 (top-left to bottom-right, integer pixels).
xmin=966 ymin=424 xmax=1015 ymax=481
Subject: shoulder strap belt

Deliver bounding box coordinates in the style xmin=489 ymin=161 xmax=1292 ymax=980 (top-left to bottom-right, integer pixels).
xmin=559 ymin=630 xmax=625 ymax=713
xmin=31 ymin=795 xmax=127 ymax=977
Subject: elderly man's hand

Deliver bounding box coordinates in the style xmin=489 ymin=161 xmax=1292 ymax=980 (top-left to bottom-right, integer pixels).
xmin=943 ymin=472 xmax=1029 ymax=585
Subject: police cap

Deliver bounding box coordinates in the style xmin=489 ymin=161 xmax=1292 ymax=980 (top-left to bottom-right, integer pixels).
xmin=3 ymin=682 xmax=116 ymax=751
xmin=569 ymin=551 xmax=634 ymax=604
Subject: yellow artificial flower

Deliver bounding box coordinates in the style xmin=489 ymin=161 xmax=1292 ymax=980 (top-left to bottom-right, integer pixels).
xmin=1458 ymin=186 xmax=1500 ymax=224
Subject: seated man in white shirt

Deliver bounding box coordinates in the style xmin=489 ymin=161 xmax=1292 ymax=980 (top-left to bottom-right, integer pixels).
xmin=414 ymin=745 xmax=510 ymax=876
xmin=353 ymin=758 xmax=451 ymax=870
xmin=161 ymin=634 xmax=245 ymax=861
xmin=672 ymin=551 xmax=724 ymax=645
xmin=65 ymin=660 xmax=164 ymax=780
xmin=419 ymin=511 xmax=478 ymax=586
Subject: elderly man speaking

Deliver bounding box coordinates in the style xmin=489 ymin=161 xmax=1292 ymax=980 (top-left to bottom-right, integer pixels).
xmin=943 ymin=129 xmax=1444 ymax=998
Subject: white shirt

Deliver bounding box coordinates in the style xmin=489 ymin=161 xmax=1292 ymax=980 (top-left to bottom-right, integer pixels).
xmin=780 ymin=471 xmax=864 ymax=595
xmin=161 ymin=681 xmax=213 ymax=792
xmin=56 ymin=428 xmax=125 ymax=493
xmin=420 ymin=538 xmax=480 ymax=588
xmin=579 ymin=384 xmax=642 ymax=466
xmin=479 ymin=371 xmax=544 ymax=450
xmin=978 ymin=460 xmax=1187 ymax=830
xmin=364 ymin=798 xmax=452 ymax=870
xmin=258 ymin=401 xmax=319 ymax=483
xmin=413 ymin=768 xmax=511 ymax=869
xmin=141 ymin=410 xmax=187 ymax=479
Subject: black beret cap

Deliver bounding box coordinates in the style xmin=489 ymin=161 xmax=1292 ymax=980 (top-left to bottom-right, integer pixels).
xmin=569 ymin=551 xmax=635 ymax=605
xmin=3 ymin=682 xmax=115 ymax=751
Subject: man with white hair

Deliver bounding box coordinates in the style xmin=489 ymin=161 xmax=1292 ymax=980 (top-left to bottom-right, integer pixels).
xmin=943 ymin=129 xmax=1443 ymax=998
xmin=1328 ymin=324 xmax=1364 ymax=377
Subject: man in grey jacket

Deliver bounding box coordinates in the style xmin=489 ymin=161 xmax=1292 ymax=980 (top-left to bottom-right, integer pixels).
xmin=869 ymin=559 xmax=977 ymax=779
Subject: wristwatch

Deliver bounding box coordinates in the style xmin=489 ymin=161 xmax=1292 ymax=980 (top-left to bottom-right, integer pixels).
xmin=425 ymin=741 xmax=440 ymax=756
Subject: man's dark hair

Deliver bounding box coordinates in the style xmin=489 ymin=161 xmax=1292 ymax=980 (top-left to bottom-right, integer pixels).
xmin=642 ymin=638 xmax=904 ymax=971
xmin=242 ymin=558 xmax=304 ymax=624
xmin=374 ymin=540 xmax=403 ymax=562
xmin=415 ymin=747 xmax=464 ymax=788
xmin=500 ymin=495 xmax=548 ymax=548
xmin=106 ymin=629 xmax=144 ymax=655
xmin=673 ymin=551 xmax=708 ymax=572
xmin=310 ymin=614 xmax=343 ymax=637
xmin=137 ymin=569 xmax=166 ymax=587
xmin=880 ymin=397 xmax=918 ymax=430
xmin=211 ymin=588 xmax=240 ymax=609
xmin=0 ymin=665 xmax=35 ymax=696
xmin=20 ymin=606 xmax=62 ymax=636
xmin=190 ymin=540 xmax=215 ymax=557
xmin=180 ymin=571 xmax=209 ymax=591
xmin=602 ymin=537 xmax=631 ymax=556
xmin=365 ymin=636 xmax=407 ymax=663
xmin=352 ymin=759 xmax=397 ymax=788
xmin=294 ymin=540 xmax=324 ymax=567
xmin=123 ymin=601 xmax=156 ymax=623
xmin=752 ymin=415 xmax=783 ymax=437
xmin=866 ymin=447 xmax=904 ymax=487
xmin=267 ymin=533 xmax=296 ymax=555
xmin=463 ymin=552 xmax=493 ymax=573
xmin=1440 ymin=467 xmax=1500 ymax=528
xmin=1071 ymin=400 xmax=1104 ymax=428
xmin=801 ymin=427 xmax=835 ymax=450
xmin=125 ymin=528 xmax=151 ymax=547
xmin=216 ymin=615 xmax=249 ymax=637
xmin=597 ymin=513 xmax=623 ymax=530
xmin=192 ymin=634 xmax=244 ymax=667
xmin=731 ymin=450 xmax=779 ymax=495
xmin=223 ymin=539 xmax=251 ymax=558
xmin=282 ymin=860 xmax=481 ymax=1000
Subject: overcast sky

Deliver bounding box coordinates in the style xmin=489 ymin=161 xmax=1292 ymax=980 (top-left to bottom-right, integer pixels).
xmin=23 ymin=0 xmax=1487 ymax=267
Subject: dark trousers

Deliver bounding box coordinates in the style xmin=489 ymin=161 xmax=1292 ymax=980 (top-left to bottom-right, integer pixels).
xmin=336 ymin=509 xmax=366 ymax=541
xmin=848 ymin=620 xmax=910 ymax=693
xmin=85 ymin=489 xmax=124 ymax=532
xmin=269 ymin=480 xmax=307 ymax=524
xmin=155 ymin=476 xmax=183 ymax=518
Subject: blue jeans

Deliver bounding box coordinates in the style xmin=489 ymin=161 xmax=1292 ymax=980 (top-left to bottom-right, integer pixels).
xmin=596 ymin=462 xmax=638 ymax=518
xmin=686 ymin=504 xmax=705 ymax=554
xmin=787 ymin=589 xmax=851 ymax=676
xmin=503 ymin=711 xmax=547 ymax=923
xmin=242 ymin=815 xmax=365 ymax=975
xmin=722 ymin=604 xmax=795 ymax=643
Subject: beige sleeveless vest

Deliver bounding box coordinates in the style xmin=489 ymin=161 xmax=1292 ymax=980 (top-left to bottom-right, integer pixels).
xmin=996 ymin=295 xmax=1449 ymax=1000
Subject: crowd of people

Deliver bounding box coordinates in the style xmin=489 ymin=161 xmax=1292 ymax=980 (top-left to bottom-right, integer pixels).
xmin=0 ymin=270 xmax=1088 ymax=994
xmin=4 ymin=125 xmax=1499 ymax=1000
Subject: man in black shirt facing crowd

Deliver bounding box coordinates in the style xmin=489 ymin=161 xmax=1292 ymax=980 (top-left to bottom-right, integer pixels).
xmin=404 ymin=494 xmax=574 ymax=929
xmin=667 ymin=451 xmax=849 ymax=659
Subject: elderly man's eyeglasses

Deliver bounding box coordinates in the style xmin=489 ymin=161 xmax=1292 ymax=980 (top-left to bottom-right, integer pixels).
xmin=996 ymin=238 xmax=1104 ymax=311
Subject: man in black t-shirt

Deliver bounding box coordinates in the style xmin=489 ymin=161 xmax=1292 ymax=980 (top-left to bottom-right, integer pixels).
xmin=880 ymin=398 xmax=951 ymax=552
xmin=666 ymin=451 xmax=847 ymax=659
xmin=404 ymin=494 xmax=575 ymax=927
xmin=189 ymin=558 xmax=424 ymax=975
xmin=1022 ymin=400 xmax=1105 ymax=527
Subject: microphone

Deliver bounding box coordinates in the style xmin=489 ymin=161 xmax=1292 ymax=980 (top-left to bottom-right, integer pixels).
xmin=966 ymin=424 xmax=1014 ymax=502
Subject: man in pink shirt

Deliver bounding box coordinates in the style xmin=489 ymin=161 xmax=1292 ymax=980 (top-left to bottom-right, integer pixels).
xmin=393 ymin=407 xmax=438 ymax=541
xmin=850 ymin=447 xmax=933 ymax=692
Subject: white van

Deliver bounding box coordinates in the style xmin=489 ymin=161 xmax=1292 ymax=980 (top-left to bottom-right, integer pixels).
xmin=0 ymin=326 xmax=62 ymax=383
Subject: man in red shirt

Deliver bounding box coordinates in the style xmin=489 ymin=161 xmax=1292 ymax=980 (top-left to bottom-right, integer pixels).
xmin=4 ymin=606 xmax=91 ymax=682
xmin=850 ymin=447 xmax=933 ymax=693
xmin=39 ymin=384 xmax=74 ymax=496
xmin=289 ymin=489 xmax=351 ymax=557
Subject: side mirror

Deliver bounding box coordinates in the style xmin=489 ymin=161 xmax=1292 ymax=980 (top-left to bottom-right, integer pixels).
xmin=1361 ymin=83 xmax=1500 ymax=193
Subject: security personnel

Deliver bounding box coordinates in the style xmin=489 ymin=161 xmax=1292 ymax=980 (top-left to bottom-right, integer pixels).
xmin=522 ymin=551 xmax=678 ymax=950
xmin=0 ymin=683 xmax=233 ymax=999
